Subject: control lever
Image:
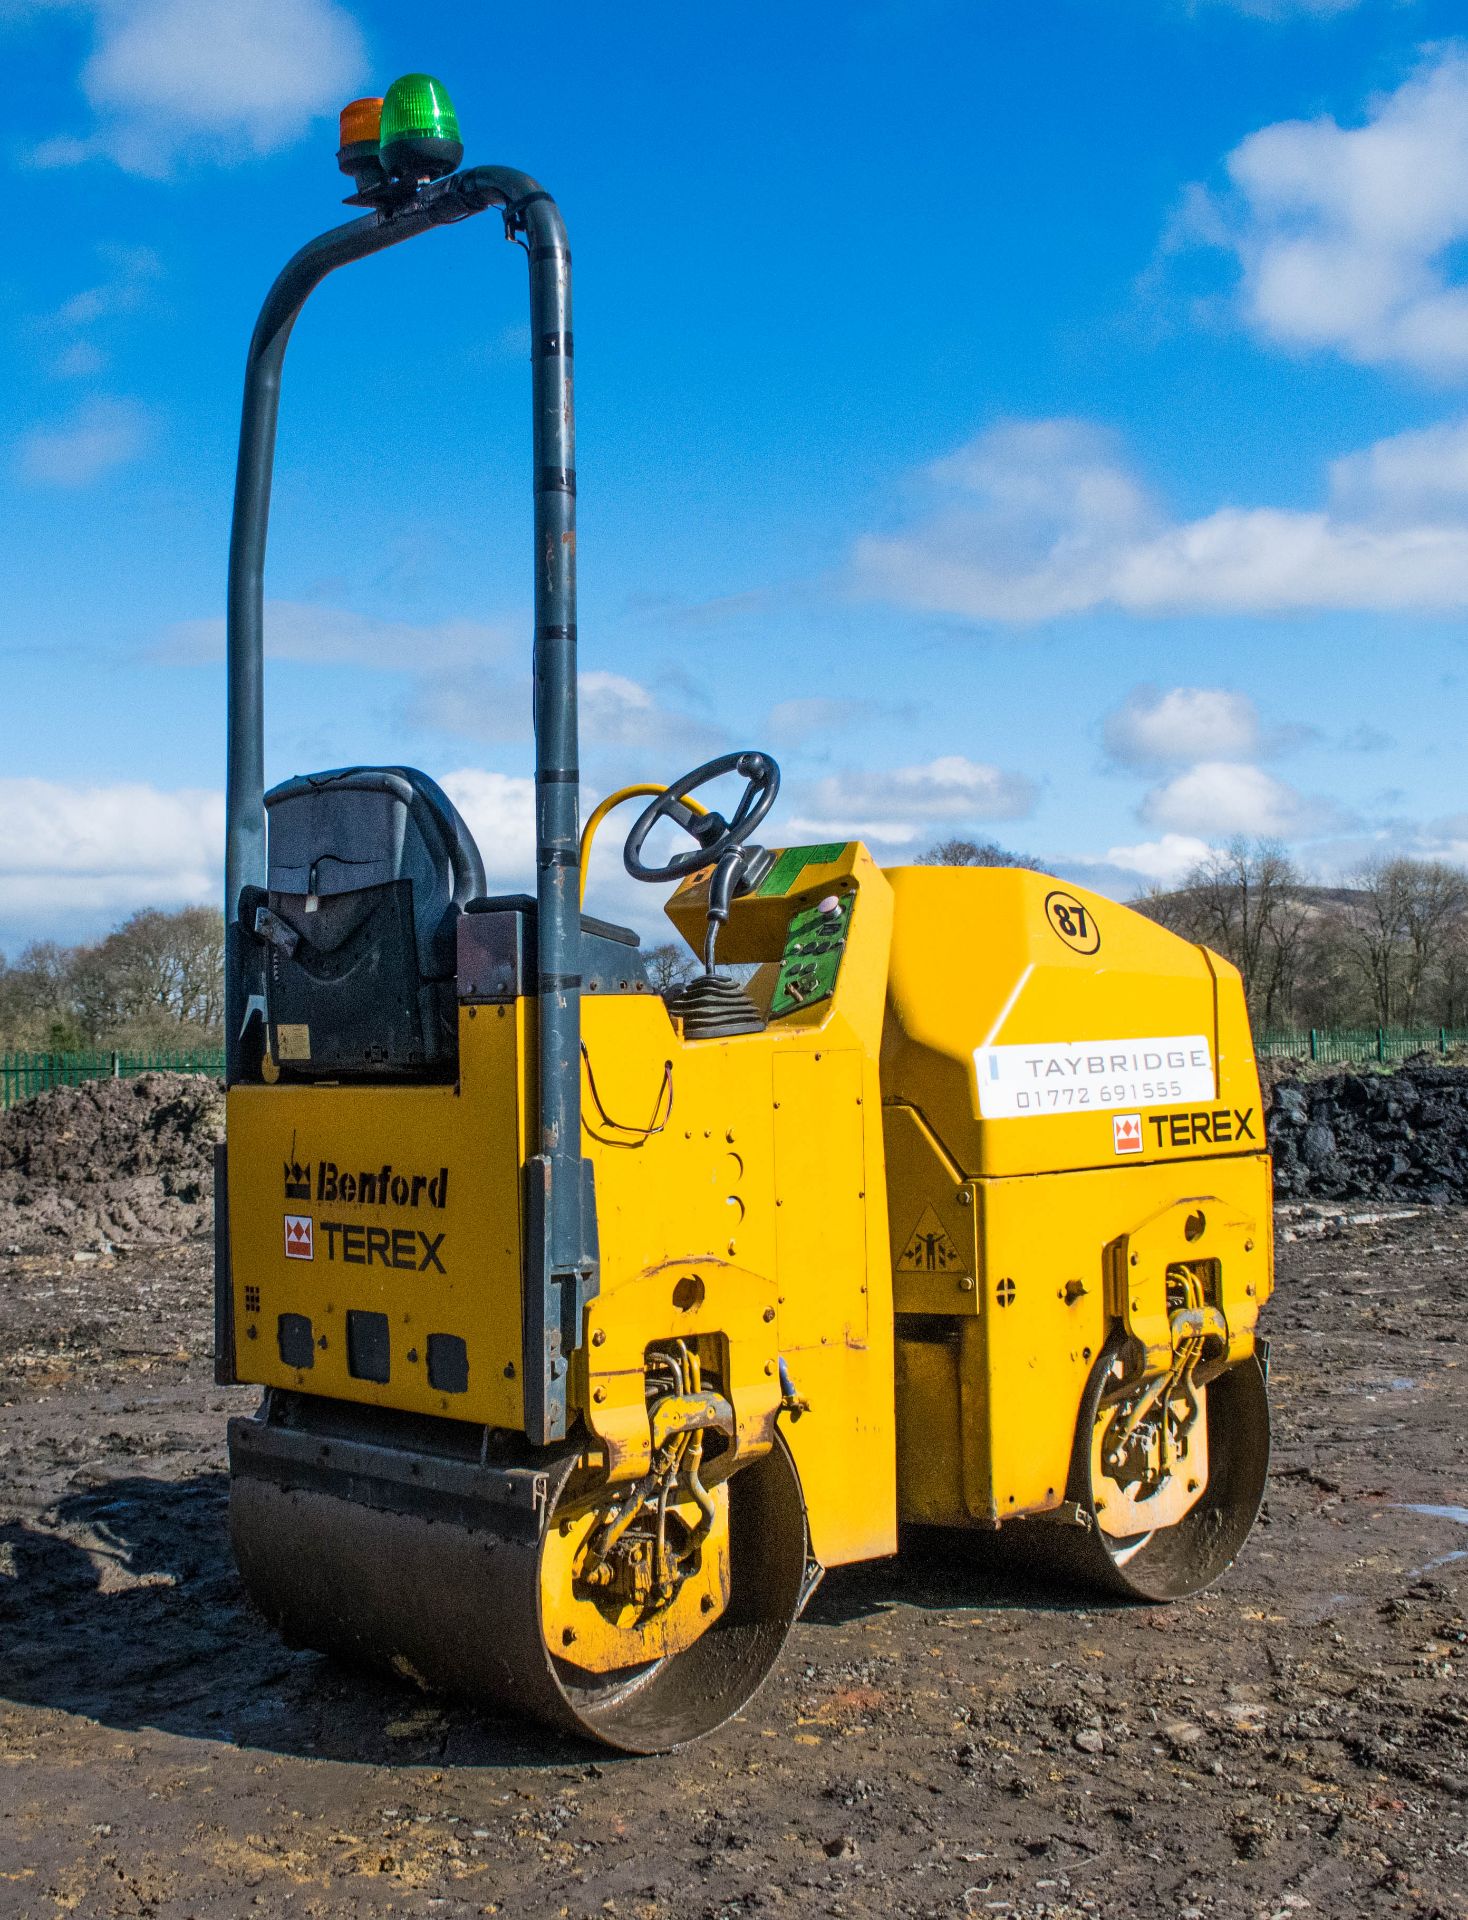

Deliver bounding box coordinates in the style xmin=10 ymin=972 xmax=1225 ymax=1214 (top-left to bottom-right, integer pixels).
xmin=703 ymin=848 xmax=744 ymax=974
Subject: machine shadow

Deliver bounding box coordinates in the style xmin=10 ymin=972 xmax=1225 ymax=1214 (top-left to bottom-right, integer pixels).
xmin=806 ymin=1524 xmax=1116 ymax=1626
xmin=0 ymin=1471 xmax=576 ymax=1770
xmin=1 ymin=1471 xmax=1111 ymax=1763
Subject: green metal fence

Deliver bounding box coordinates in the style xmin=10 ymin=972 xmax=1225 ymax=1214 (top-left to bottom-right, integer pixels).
xmin=2 ymin=1030 xmax=1467 ymax=1109
xmin=0 ymin=1049 xmax=224 ymax=1110
xmin=1256 ymin=1028 xmax=1468 ymax=1065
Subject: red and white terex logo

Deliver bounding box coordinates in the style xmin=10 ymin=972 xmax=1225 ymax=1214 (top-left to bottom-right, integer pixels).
xmin=1112 ymin=1113 xmax=1143 ymax=1155
xmin=283 ymin=1213 xmax=313 ymax=1260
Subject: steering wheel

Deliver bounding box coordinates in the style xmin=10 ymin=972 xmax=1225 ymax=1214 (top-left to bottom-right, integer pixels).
xmin=623 ymin=750 xmax=781 ymax=884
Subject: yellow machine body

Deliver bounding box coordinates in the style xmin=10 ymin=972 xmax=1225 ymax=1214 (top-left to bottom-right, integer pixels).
xmin=228 ymin=846 xmax=1270 ymax=1579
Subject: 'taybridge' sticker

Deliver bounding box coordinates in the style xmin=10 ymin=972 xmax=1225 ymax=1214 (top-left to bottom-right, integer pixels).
xmin=974 ymin=1035 xmax=1215 ymax=1118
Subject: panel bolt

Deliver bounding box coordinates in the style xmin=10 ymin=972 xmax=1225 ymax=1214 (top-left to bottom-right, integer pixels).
xmin=958 ymin=1276 xmax=975 ymax=1292
xmin=763 ymin=1307 xmax=776 ymax=1323
xmin=764 ymin=1361 xmax=775 ymax=1376
xmin=593 ymin=1385 xmax=607 ymax=1404
xmin=592 ymin=1328 xmax=606 ymax=1346
xmin=957 ymin=1189 xmax=972 ymax=1207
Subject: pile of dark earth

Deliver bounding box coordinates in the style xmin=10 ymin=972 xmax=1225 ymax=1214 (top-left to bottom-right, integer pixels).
xmin=0 ymin=1055 xmax=1461 ymax=1260
xmin=1269 ymin=1061 xmax=1468 ymax=1205
xmin=0 ymin=1072 xmax=223 ymax=1255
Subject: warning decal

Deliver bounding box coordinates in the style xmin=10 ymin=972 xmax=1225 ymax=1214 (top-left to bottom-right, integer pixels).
xmin=897 ymin=1205 xmax=963 ymax=1274
xmin=284 ymin=1214 xmax=313 ymax=1260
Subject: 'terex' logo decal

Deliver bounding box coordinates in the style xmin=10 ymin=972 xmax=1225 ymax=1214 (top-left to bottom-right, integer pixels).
xmin=1149 ymin=1107 xmax=1257 ymax=1149
xmin=319 ymin=1220 xmax=447 ymax=1273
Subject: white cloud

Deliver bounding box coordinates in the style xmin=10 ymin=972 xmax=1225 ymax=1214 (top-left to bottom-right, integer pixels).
xmin=857 ymin=420 xmax=1157 ymax=623
xmin=50 ymin=242 xmax=161 ymax=327
xmin=1138 ymin=760 xmax=1324 ymax=836
xmin=0 ymin=776 xmax=222 ymax=925
xmin=414 ymin=663 xmax=722 ymax=757
xmin=579 ymin=670 xmax=721 ymax=754
xmin=1099 ymin=834 xmax=1215 ymax=887
xmin=12 ymin=0 xmax=366 ymax=175
xmin=34 ymin=243 xmax=161 ymax=380
xmin=766 ymin=696 xmax=879 ymax=746
xmin=162 ymin=601 xmax=517 ymax=672
xmin=437 ymin=770 xmax=535 ymax=887
xmin=1104 ymin=686 xmax=1262 ymax=768
xmin=1204 ymin=0 xmax=1367 ymax=16
xmin=1329 ymin=414 xmax=1468 ymax=517
xmin=18 ymin=395 xmax=150 ymax=485
xmin=787 ymin=754 xmax=1036 ymax=847
xmin=854 ymin=414 xmax=1468 ymax=621
xmin=51 ymin=340 xmax=107 ymax=378
xmin=1183 ymin=47 xmax=1468 ymax=378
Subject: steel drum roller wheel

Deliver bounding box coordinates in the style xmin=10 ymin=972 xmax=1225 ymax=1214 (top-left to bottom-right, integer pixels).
xmin=229 ymin=1430 xmax=809 ymax=1754
xmin=1043 ymin=1338 xmax=1271 ymax=1602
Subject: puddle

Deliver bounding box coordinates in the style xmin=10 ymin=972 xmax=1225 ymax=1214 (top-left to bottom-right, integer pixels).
xmin=1397 ymin=1504 xmax=1468 ymax=1578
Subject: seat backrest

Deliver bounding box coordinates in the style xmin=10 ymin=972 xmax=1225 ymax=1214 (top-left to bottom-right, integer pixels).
xmin=266 ymin=766 xmax=484 ymax=979
xmin=260 ymin=766 xmax=486 ymax=1078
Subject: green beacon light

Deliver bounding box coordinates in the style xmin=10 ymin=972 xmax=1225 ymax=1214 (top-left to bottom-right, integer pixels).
xmin=378 ymin=73 xmax=463 ymax=184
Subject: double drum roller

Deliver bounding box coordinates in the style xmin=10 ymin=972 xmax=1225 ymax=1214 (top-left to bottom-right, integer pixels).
xmin=217 ymin=74 xmax=1272 ymax=1751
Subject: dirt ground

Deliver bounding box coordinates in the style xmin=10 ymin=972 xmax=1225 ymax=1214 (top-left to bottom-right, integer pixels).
xmin=3 ymin=1209 xmax=1468 ymax=1920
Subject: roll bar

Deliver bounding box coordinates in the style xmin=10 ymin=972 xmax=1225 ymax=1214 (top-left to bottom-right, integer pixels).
xmin=224 ymin=166 xmax=595 ymax=1445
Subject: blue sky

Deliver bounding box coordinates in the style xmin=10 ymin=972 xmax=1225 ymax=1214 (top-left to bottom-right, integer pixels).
xmin=3 ymin=0 xmax=1468 ymax=951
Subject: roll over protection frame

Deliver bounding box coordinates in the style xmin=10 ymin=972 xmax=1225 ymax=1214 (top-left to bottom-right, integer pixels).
xmin=224 ymin=165 xmax=596 ymax=1444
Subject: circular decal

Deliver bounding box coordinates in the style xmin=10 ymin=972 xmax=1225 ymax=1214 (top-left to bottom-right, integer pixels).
xmin=1044 ymin=889 xmax=1100 ymax=955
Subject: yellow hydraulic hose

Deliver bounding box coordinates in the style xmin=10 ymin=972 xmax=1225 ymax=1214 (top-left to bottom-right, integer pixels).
xmin=578 ymin=784 xmax=707 ymax=905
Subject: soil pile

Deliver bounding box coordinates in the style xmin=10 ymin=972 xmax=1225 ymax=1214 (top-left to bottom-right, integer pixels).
xmin=1268 ymin=1058 xmax=1468 ymax=1203
xmin=0 ymin=1073 xmax=223 ymax=1252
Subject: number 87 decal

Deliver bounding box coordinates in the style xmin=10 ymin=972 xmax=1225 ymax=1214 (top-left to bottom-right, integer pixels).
xmin=1043 ymin=888 xmax=1101 ymax=955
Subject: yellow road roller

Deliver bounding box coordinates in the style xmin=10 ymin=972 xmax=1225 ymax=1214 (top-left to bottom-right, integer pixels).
xmin=216 ymin=75 xmax=1273 ymax=1753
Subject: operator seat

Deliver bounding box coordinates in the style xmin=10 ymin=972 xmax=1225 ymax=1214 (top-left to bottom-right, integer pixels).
xmin=256 ymin=766 xmax=485 ymax=1078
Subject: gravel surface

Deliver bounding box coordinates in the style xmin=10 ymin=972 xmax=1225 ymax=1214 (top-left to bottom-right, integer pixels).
xmin=2 ymin=1208 xmax=1468 ymax=1917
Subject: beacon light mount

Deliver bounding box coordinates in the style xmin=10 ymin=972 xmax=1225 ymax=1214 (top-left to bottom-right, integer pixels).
xmin=336 ymin=75 xmax=464 ymax=210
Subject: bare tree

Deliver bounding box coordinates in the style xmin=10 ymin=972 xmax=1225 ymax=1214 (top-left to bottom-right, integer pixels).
xmin=81 ymin=907 xmax=225 ymax=1038
xmin=1335 ymin=858 xmax=1409 ymax=1027
xmin=917 ymin=838 xmax=1040 ymax=868
xmin=1336 ymin=858 xmax=1468 ymax=1026
xmin=1 ymin=908 xmax=225 ymax=1049
xmin=1135 ymin=839 xmax=1308 ymax=1027
xmin=1398 ymin=861 xmax=1468 ymax=1023
xmin=1438 ymin=915 xmax=1468 ymax=1029
xmin=643 ymin=941 xmax=696 ymax=994
xmin=0 ymin=940 xmax=82 ymax=1048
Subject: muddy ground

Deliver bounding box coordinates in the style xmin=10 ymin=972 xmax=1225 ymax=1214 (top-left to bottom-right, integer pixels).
xmin=2 ymin=1210 xmax=1468 ymax=1919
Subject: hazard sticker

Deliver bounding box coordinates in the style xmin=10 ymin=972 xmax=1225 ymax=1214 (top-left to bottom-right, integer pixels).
xmin=1113 ymin=1113 xmax=1143 ymax=1155
xmin=284 ymin=1214 xmax=313 ymax=1260
xmin=897 ymin=1204 xmax=963 ymax=1274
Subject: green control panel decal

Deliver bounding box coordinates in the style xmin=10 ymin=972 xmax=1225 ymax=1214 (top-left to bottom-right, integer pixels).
xmin=771 ymin=890 xmax=854 ymax=1018
xmin=757 ymin=843 xmax=848 ymax=898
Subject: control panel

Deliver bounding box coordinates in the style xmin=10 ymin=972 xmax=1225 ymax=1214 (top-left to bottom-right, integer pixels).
xmin=771 ymin=891 xmax=854 ymax=1018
